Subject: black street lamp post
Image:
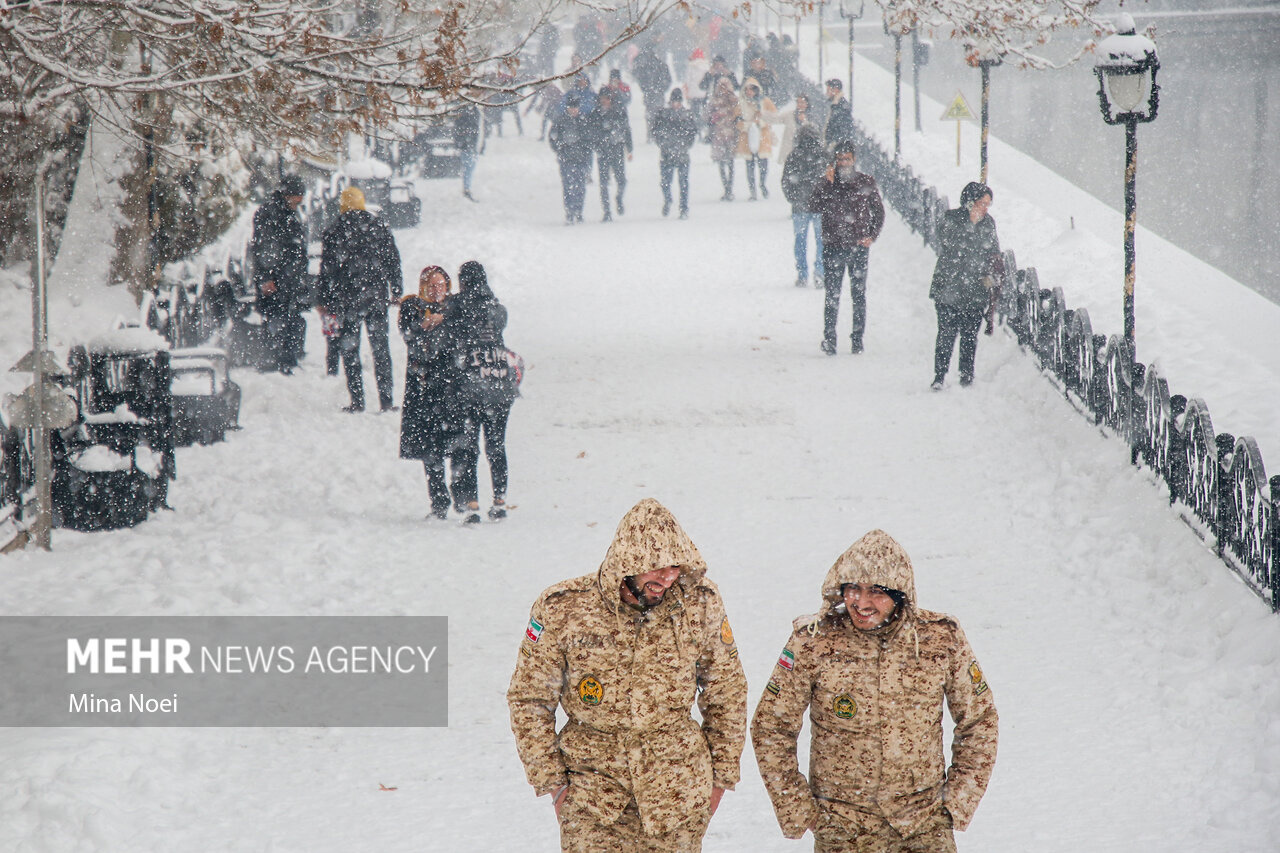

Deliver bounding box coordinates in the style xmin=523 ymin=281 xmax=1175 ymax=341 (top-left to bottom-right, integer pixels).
xmin=974 ymin=55 xmax=1001 ymax=183
xmin=894 ymin=30 xmax=902 ymax=158
xmin=884 ymin=19 xmax=908 ymax=160
xmin=1094 ymin=14 xmax=1160 ymax=356
xmin=911 ymin=31 xmax=928 ymax=132
xmin=839 ymin=0 xmax=865 ymax=112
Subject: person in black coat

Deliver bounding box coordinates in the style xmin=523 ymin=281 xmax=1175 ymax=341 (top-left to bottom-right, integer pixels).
xmin=930 ymin=182 xmax=1004 ymax=389
xmin=399 ymin=265 xmax=469 ymax=520
xmin=548 ymin=94 xmax=594 ymax=224
xmin=250 ymin=174 xmax=308 ymax=373
xmin=318 ymin=186 xmax=403 ymax=412
xmin=823 ymin=78 xmax=855 ymax=151
xmin=781 ymin=124 xmax=828 ymax=288
xmin=631 ymin=42 xmax=672 ymax=141
xmin=652 ymin=88 xmax=699 ymax=219
xmin=447 ymin=261 xmax=517 ymax=522
xmin=587 ymin=88 xmax=634 ymax=221
xmin=453 ymin=103 xmax=482 ymax=201
xmin=698 ymin=55 xmax=740 ymax=104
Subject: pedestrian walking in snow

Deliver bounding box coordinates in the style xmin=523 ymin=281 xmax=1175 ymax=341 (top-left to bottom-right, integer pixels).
xmin=548 ymin=93 xmax=594 ymax=224
xmin=781 ymin=124 xmax=827 ymax=288
xmin=823 ymin=78 xmax=855 ymax=152
xmin=508 ymin=498 xmax=748 ymax=852
xmin=318 ymin=186 xmax=403 ymax=412
xmin=652 ymin=88 xmax=700 ymax=219
xmin=446 ymin=261 xmax=517 ymax=523
xmin=534 ymin=22 xmax=560 ymax=78
xmin=736 ymin=78 xmax=777 ymax=201
xmin=775 ymin=92 xmax=816 ymax=168
xmin=809 ymin=142 xmax=884 ymax=354
xmin=453 ymin=103 xmax=482 ymax=201
xmin=603 ymin=68 xmax=633 ymax=110
xmin=398 ymin=265 xmax=468 ymax=520
xmin=632 ymin=41 xmax=672 ymax=142
xmin=587 ymin=88 xmax=633 ymax=221
xmin=250 ymin=174 xmax=308 ymax=374
xmin=698 ymin=55 xmax=740 ymax=103
xmin=566 ymin=73 xmax=598 ymax=117
xmin=751 ymin=529 xmax=999 ymax=852
xmin=746 ymin=55 xmax=780 ymax=103
xmin=573 ymin=12 xmax=605 ymax=80
xmin=707 ymin=76 xmax=741 ymax=201
xmin=527 ymin=82 xmax=564 ymax=142
xmin=930 ymin=182 xmax=1004 ymax=390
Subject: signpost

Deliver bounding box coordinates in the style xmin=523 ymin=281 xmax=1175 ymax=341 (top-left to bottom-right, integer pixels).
xmin=6 ymin=174 xmax=65 ymax=549
xmin=940 ymin=91 xmax=976 ymax=167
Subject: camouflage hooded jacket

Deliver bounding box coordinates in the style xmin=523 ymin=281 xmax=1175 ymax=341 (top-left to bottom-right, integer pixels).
xmin=751 ymin=530 xmax=998 ymax=839
xmin=507 ymin=499 xmax=748 ymax=836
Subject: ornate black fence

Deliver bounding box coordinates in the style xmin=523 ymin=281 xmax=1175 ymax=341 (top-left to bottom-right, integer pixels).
xmin=850 ymin=119 xmax=1280 ymax=610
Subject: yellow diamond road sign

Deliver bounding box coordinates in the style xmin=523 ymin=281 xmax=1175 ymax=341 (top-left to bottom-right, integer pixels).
xmin=941 ymin=91 xmax=976 ymax=121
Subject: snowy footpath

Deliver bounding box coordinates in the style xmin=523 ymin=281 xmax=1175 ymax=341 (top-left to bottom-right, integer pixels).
xmin=4 ymin=73 xmax=1280 ymax=852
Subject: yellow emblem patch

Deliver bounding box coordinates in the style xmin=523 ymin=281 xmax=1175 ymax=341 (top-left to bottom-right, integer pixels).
xmin=969 ymin=660 xmax=989 ymax=695
xmin=833 ymin=694 xmax=857 ymax=719
xmin=720 ymin=618 xmax=734 ymax=645
xmin=578 ymin=676 xmax=603 ymax=706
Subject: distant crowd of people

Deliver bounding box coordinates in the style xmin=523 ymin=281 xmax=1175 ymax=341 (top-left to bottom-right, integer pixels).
xmin=245 ymin=20 xmax=1008 ymax=530
xmin=533 ymin=33 xmax=841 ymax=225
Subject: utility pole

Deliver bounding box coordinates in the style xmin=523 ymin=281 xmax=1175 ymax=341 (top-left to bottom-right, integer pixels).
xmin=31 ymin=178 xmax=52 ymax=549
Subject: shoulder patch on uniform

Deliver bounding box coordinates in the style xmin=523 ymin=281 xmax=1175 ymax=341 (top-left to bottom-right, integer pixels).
xmin=720 ymin=617 xmax=735 ymax=645
xmin=765 ymin=680 xmax=780 ymax=697
xmin=833 ymin=693 xmax=857 ymax=718
xmin=777 ymin=648 xmax=795 ymax=671
xmin=969 ymin=660 xmax=989 ymax=695
xmin=578 ymin=676 xmax=603 ymax=705
xmin=525 ymin=617 xmax=544 ymax=644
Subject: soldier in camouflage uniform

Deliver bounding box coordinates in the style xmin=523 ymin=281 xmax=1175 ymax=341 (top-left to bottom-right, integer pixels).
xmin=751 ymin=530 xmax=998 ymax=853
xmin=508 ymin=498 xmax=748 ymax=852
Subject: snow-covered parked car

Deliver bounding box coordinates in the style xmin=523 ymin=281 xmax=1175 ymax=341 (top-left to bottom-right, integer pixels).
xmin=53 ymin=329 xmax=175 ymax=531
xmin=403 ymin=115 xmax=463 ymax=179
xmin=169 ymin=348 xmax=242 ymax=446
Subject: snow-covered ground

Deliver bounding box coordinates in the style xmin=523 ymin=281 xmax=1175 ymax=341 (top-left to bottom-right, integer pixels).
xmin=4 ymin=40 xmax=1280 ymax=853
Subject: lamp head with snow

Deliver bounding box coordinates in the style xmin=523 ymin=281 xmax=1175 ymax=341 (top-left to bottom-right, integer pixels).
xmin=1094 ymin=14 xmax=1160 ymax=125
xmin=838 ymin=0 xmax=864 ymax=20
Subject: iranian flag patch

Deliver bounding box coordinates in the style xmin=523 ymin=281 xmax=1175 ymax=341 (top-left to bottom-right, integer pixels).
xmin=777 ymin=649 xmax=795 ymax=670
xmin=525 ymin=617 xmax=544 ymax=643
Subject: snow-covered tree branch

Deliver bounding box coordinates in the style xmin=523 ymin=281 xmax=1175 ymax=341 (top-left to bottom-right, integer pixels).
xmin=874 ymin=0 xmax=1116 ymax=69
xmin=1 ymin=0 xmax=683 ymax=158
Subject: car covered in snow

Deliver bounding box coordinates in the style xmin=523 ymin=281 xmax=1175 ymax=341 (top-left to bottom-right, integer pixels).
xmin=407 ymin=115 xmax=463 ymax=179
xmin=169 ymin=348 xmax=242 ymax=446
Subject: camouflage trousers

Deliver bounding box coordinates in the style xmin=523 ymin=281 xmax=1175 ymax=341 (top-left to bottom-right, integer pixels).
xmin=559 ymin=796 xmax=710 ymax=853
xmin=813 ymin=808 xmax=957 ymax=853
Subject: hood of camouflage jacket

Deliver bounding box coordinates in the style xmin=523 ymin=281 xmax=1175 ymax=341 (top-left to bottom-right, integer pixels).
xmin=597 ymin=498 xmax=708 ymax=611
xmin=818 ymin=529 xmax=917 ymax=618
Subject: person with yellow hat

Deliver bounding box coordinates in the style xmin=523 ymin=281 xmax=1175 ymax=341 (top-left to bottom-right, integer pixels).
xmin=318 ymin=185 xmax=403 ymax=412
